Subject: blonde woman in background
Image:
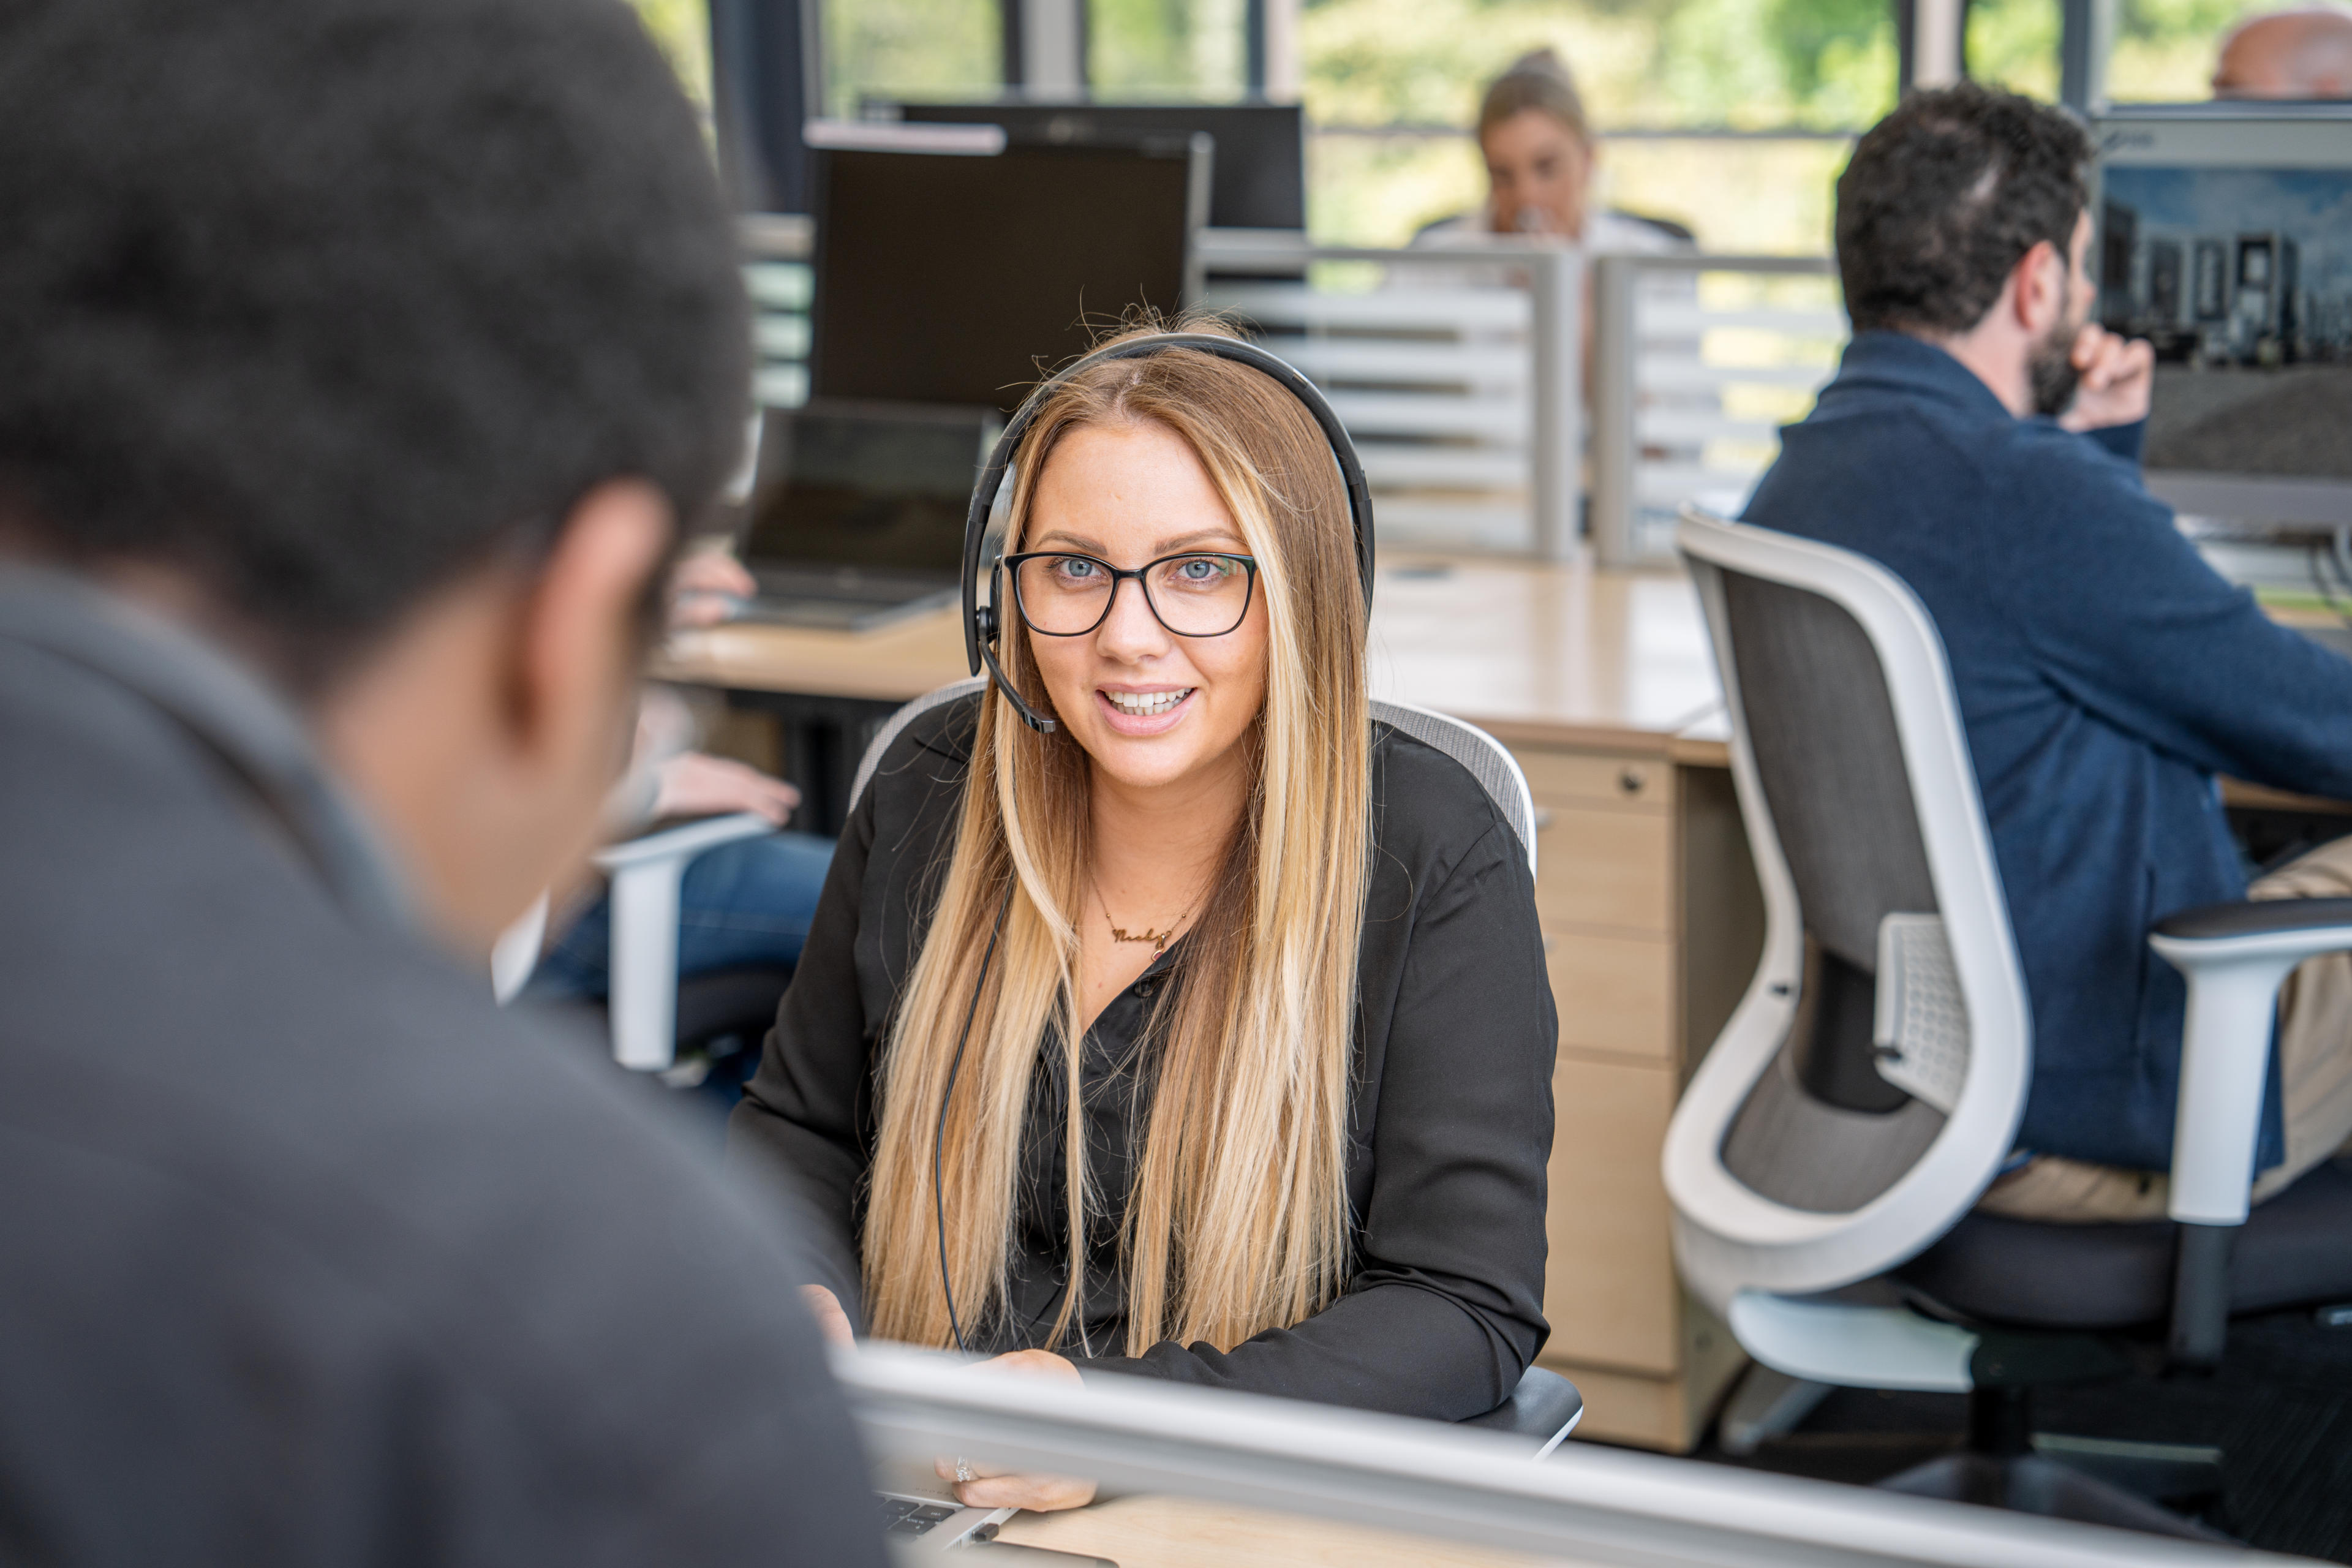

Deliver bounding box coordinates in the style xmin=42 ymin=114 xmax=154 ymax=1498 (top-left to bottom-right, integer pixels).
xmin=1415 ymin=48 xmax=1692 ymax=255
xmin=730 ymin=323 xmax=1556 ymax=1512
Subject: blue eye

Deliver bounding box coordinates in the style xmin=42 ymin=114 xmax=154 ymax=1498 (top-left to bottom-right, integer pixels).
xmin=1052 ymin=556 xmax=1102 ymax=583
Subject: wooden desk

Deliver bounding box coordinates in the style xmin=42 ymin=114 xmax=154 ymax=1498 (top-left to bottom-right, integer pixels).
xmin=661 ymin=554 xmax=1758 ymax=1453
xmin=993 ymin=1492 xmax=1578 ymax=1568
xmin=655 ymin=554 xmax=1724 ymax=747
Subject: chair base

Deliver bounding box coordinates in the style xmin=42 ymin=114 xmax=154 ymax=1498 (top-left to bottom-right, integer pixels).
xmin=1716 ymin=1365 xmax=1833 ymax=1457
xmin=1880 ymin=1452 xmax=2230 ymax=1542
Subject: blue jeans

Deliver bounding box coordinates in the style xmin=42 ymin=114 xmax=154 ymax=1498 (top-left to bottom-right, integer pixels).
xmin=528 ymin=831 xmax=835 ymax=1001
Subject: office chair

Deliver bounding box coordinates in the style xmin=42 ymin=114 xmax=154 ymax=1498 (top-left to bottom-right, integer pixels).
xmin=1668 ymin=508 xmax=2352 ymax=1536
xmin=493 ymin=812 xmax=786 ymax=1074
xmin=853 ymin=678 xmax=1584 ymax=1460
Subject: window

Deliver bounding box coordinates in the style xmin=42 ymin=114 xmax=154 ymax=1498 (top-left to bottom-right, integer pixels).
xmin=2106 ymin=0 xmax=2274 ymax=99
xmin=1966 ymin=0 xmax=2062 ymax=100
xmin=823 ymin=0 xmax=1001 ymax=116
xmin=628 ymin=0 xmax=714 ymax=110
xmin=1092 ymin=0 xmax=1253 ymax=96
xmin=1300 ymin=0 xmax=1892 ymax=251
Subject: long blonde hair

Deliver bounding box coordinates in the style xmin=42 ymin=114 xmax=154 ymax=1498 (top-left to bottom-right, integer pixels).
xmin=860 ymin=326 xmax=1371 ymax=1357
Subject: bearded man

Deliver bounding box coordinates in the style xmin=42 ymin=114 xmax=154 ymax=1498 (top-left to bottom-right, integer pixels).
xmin=1741 ymin=83 xmax=2352 ymax=1223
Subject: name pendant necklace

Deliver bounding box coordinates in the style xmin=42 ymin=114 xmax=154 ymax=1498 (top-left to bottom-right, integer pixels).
xmin=1092 ymin=876 xmax=1201 ymax=957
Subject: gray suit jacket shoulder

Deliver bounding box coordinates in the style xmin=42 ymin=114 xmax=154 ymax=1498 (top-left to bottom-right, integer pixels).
xmin=0 ymin=578 xmax=883 ymax=1567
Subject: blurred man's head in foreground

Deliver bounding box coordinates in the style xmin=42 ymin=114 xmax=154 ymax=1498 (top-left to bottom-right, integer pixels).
xmin=0 ymin=0 xmax=750 ymax=949
xmin=0 ymin=0 xmax=750 ymax=685
xmin=2214 ymin=5 xmax=2352 ymax=97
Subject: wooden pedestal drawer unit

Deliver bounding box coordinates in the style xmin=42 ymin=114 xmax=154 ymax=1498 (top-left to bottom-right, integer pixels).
xmin=1512 ymin=743 xmax=1755 ymax=1452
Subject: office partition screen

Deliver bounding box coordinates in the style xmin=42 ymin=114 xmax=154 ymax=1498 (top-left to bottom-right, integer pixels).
xmin=809 ymin=140 xmax=1203 ymax=413
xmin=886 ymin=100 xmax=1306 ymax=230
xmin=2095 ymin=107 xmax=2352 ymax=526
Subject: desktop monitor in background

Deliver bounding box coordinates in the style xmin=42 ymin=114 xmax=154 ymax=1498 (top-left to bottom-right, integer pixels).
xmin=880 ymin=100 xmax=1306 ymax=231
xmin=809 ymin=138 xmax=1208 ymax=413
xmin=2094 ymin=105 xmax=2352 ymax=526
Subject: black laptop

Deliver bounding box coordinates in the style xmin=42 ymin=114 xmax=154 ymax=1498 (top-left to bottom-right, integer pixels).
xmin=732 ymin=401 xmax=994 ymax=631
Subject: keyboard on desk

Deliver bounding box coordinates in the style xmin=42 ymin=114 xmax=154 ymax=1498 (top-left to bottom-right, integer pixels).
xmin=875 ymin=1489 xmax=1010 ymax=1547
xmin=880 ymin=1496 xmax=963 ymax=1536
xmin=733 ymin=566 xmax=957 ymax=632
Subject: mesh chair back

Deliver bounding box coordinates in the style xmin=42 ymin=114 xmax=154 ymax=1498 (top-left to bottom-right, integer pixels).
xmin=1371 ymin=698 xmax=1537 ymax=875
xmin=1719 ymin=574 xmax=1937 ymax=975
xmin=1712 ymin=572 xmax=1949 ymax=1212
xmin=851 ymin=683 xmax=1536 ymax=877
xmin=848 ymin=677 xmax=986 ymax=811
xmin=1666 ymin=511 xmax=2032 ymax=1311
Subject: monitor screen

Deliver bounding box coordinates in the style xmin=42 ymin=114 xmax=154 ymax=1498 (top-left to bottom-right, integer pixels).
xmin=887 ymin=101 xmax=1306 ymax=230
xmin=810 ymin=140 xmax=1204 ymax=412
xmin=2095 ymin=108 xmax=2352 ymax=524
xmin=739 ymin=402 xmax=995 ymax=575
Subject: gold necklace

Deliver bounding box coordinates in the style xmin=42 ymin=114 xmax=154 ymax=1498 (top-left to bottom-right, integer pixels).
xmin=1092 ymin=876 xmax=1200 ymax=957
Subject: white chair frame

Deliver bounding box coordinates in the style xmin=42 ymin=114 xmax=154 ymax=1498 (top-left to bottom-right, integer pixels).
xmin=1672 ymin=507 xmax=2352 ymax=1390
xmin=1666 ymin=511 xmax=2032 ymax=1340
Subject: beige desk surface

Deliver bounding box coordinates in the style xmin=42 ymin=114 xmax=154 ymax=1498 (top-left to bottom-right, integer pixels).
xmin=655 ymin=552 xmax=2352 ymax=800
xmin=994 ymin=1492 xmax=1583 ymax=1568
xmin=654 ymin=554 xmax=1725 ymax=758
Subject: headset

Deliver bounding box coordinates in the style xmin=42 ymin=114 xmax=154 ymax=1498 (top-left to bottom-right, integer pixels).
xmin=959 ymin=331 xmax=1376 ymax=735
xmin=932 ymin=333 xmax=1374 ymax=1353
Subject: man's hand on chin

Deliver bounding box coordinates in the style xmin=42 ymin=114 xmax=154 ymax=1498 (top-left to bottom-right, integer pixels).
xmin=2059 ymin=323 xmax=2156 ymax=433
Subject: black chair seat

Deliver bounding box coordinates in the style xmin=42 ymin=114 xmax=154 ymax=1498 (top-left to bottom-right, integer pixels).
xmin=1895 ymin=1158 xmax=2352 ymax=1330
xmin=673 ymin=966 xmax=793 ymax=1057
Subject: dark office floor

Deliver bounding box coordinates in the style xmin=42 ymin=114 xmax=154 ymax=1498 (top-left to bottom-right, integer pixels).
xmin=1689 ymin=1308 xmax=2352 ymax=1561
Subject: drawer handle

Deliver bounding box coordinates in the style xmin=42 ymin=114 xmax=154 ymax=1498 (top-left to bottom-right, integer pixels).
xmin=1617 ymin=768 xmax=1648 ymax=796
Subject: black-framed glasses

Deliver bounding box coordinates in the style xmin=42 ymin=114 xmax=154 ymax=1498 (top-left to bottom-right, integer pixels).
xmin=1003 ymin=551 xmax=1259 ymax=639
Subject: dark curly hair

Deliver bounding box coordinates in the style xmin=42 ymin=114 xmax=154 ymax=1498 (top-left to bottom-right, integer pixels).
xmin=1835 ymin=83 xmax=2093 ymax=336
xmin=0 ymin=0 xmax=749 ymax=685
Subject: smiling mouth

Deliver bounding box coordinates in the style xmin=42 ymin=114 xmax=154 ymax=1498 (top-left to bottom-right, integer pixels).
xmin=1102 ymin=688 xmax=1194 ymax=717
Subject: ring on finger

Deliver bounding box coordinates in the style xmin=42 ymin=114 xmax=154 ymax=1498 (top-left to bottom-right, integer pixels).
xmin=954 ymin=1458 xmax=976 ymax=1485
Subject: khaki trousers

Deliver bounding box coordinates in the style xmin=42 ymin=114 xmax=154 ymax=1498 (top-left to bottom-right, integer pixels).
xmin=1978 ymin=832 xmax=2352 ymax=1223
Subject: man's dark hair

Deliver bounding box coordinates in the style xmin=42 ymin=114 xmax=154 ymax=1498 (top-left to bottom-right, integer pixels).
xmin=0 ymin=0 xmax=749 ymax=682
xmin=1835 ymin=83 xmax=2094 ymax=336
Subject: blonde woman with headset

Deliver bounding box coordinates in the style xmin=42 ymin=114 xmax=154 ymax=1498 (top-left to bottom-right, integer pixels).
xmin=730 ymin=323 xmax=1556 ymax=1512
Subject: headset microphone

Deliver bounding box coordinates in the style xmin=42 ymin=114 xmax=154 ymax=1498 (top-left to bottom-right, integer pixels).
xmin=959 ymin=332 xmax=1375 ymax=736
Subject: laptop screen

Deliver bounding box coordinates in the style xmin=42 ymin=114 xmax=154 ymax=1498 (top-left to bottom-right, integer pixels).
xmin=739 ymin=403 xmax=994 ymax=577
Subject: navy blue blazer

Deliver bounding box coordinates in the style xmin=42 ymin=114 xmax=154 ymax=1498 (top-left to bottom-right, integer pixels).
xmin=1743 ymin=330 xmax=2352 ymax=1174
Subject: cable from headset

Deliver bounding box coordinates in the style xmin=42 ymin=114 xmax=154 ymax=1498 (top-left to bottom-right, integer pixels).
xmin=935 ymin=876 xmax=1016 ymax=1354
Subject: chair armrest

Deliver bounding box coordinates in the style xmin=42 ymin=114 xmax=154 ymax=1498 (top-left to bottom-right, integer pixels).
xmin=596 ymin=812 xmax=776 ymax=1071
xmin=1457 ymin=1367 xmax=1583 ymax=1458
xmin=2150 ymin=897 xmax=2352 ymax=1369
xmin=593 ymin=810 xmax=776 ymax=872
xmin=2147 ymin=897 xmax=2352 ymax=1226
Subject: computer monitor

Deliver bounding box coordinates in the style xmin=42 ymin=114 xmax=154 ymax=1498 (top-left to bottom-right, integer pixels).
xmin=881 ymin=100 xmax=1305 ymax=230
xmin=809 ymin=138 xmax=1207 ymax=412
xmin=738 ymin=401 xmax=994 ymax=581
xmin=2094 ymin=105 xmax=2352 ymax=525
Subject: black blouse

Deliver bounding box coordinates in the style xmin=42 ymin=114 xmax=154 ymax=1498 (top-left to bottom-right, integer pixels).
xmin=728 ymin=694 xmax=1556 ymax=1420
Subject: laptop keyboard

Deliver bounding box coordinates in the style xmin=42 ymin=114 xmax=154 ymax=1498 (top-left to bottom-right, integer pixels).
xmin=878 ymin=1496 xmax=963 ymax=1537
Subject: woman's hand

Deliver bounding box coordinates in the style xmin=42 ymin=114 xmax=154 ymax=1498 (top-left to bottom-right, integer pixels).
xmin=652 ymin=751 xmax=800 ymax=824
xmin=668 ymin=547 xmax=755 ymax=628
xmin=800 ymin=1284 xmax=856 ymax=1349
xmin=935 ymin=1350 xmax=1099 ymax=1513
